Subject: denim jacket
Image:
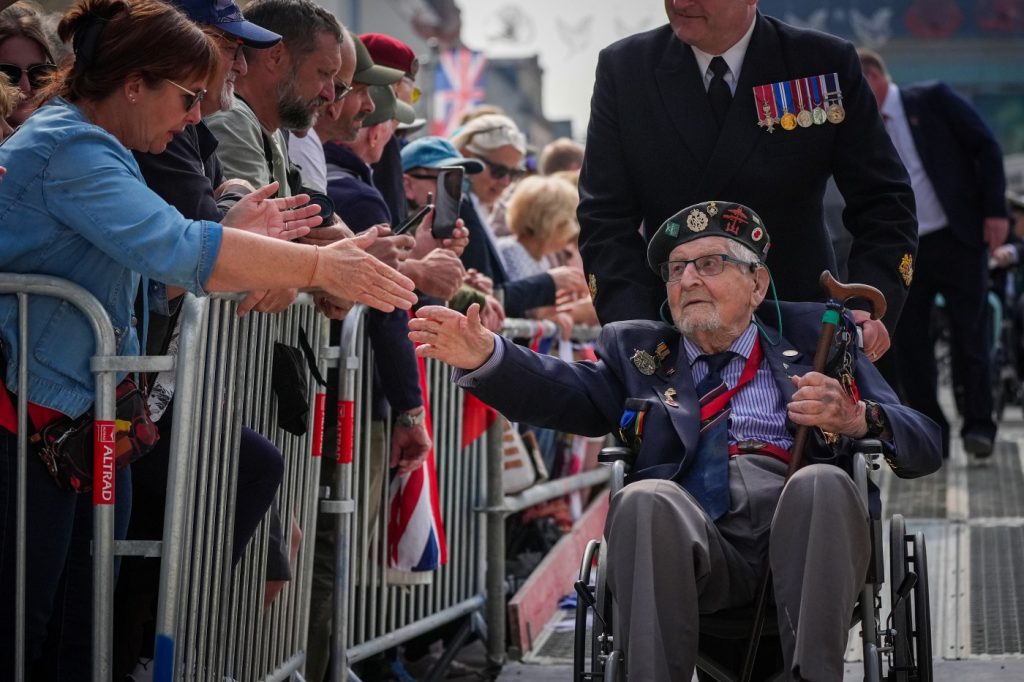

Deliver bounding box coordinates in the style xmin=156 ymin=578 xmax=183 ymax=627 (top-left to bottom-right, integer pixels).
xmin=0 ymin=98 xmax=223 ymax=417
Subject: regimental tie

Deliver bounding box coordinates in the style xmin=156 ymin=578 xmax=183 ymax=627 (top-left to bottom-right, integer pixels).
xmin=682 ymin=351 xmax=736 ymax=520
xmin=680 ymin=338 xmax=765 ymax=520
xmin=707 ymin=56 xmax=732 ymax=130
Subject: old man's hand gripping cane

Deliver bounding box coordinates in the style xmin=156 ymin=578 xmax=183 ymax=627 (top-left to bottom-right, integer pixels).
xmin=739 ymin=271 xmax=887 ymax=682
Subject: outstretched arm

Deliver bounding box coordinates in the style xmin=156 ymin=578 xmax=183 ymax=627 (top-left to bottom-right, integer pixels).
xmin=409 ymin=304 xmax=496 ymax=370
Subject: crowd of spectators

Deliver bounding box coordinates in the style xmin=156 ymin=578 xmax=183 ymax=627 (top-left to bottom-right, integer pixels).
xmin=0 ymin=0 xmax=594 ymax=679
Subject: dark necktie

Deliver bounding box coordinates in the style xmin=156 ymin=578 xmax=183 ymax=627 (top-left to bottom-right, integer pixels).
xmin=707 ymin=56 xmax=732 ymax=130
xmin=682 ymin=352 xmax=735 ymax=520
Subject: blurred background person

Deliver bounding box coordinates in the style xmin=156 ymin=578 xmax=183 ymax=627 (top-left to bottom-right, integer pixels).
xmin=0 ymin=0 xmax=55 ymax=128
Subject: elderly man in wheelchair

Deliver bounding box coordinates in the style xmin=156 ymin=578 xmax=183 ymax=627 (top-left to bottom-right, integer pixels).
xmin=410 ymin=201 xmax=942 ymax=682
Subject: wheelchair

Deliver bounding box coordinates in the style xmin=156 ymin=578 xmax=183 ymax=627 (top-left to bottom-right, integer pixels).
xmin=572 ymin=442 xmax=933 ymax=682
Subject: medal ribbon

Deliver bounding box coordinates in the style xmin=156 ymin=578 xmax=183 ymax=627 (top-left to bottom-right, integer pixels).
xmin=754 ymin=84 xmax=777 ymax=121
xmin=810 ymin=75 xmax=822 ymax=106
xmin=773 ymin=81 xmax=790 ymax=113
xmin=802 ymin=78 xmax=814 ymax=110
xmin=699 ymin=336 xmax=764 ymax=422
xmin=824 ymin=72 xmax=841 ymax=101
xmin=790 ymin=79 xmax=804 ymax=112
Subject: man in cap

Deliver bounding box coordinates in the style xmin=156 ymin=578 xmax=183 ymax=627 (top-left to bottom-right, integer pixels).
xmin=411 ymin=201 xmax=941 ymax=682
xmin=577 ymin=0 xmax=918 ymax=366
xmin=207 ymin=0 xmax=344 ymax=198
xmin=361 ymin=32 xmax=424 ymax=226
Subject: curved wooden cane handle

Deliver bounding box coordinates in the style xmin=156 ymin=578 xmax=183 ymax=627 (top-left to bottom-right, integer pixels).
xmin=819 ymin=271 xmax=887 ymax=321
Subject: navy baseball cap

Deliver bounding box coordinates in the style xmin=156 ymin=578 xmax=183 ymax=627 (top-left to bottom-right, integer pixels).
xmin=401 ymin=137 xmax=484 ymax=174
xmin=173 ymin=0 xmax=282 ymax=48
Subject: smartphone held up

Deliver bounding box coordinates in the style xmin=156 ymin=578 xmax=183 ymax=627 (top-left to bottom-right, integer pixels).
xmin=431 ymin=166 xmax=464 ymax=240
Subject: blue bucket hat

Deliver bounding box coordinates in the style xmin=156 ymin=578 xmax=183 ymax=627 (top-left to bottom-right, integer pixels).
xmin=401 ymin=137 xmax=484 ymax=174
xmin=173 ymin=0 xmax=282 ymax=48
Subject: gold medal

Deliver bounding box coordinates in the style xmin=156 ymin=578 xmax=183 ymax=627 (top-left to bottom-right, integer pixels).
xmin=780 ymin=112 xmax=797 ymax=131
xmin=630 ymin=349 xmax=657 ymax=376
xmin=827 ymin=102 xmax=845 ymax=124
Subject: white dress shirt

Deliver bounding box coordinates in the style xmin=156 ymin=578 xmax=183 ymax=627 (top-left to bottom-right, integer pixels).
xmin=880 ymin=82 xmax=949 ymax=236
xmin=690 ymin=17 xmax=757 ymax=95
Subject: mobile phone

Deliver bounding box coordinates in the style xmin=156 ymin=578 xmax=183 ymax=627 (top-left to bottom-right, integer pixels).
xmin=394 ymin=202 xmax=433 ymax=236
xmin=431 ymin=167 xmax=464 ymax=239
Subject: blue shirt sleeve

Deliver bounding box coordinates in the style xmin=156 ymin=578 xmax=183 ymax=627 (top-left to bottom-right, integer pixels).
xmin=43 ymin=129 xmax=223 ymax=296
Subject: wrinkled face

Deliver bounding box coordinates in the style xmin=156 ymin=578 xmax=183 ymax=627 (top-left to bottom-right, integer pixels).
xmin=277 ymin=31 xmax=342 ymax=131
xmin=665 ymin=236 xmax=762 ymax=337
xmin=663 ymin=0 xmax=757 ymax=54
xmin=0 ymin=35 xmax=50 ymax=126
xmin=403 ymin=166 xmax=438 ymax=209
xmin=465 ymin=143 xmax=523 ymax=205
xmin=133 ymin=77 xmax=205 ymax=154
xmin=205 ymin=31 xmax=248 ymax=114
xmin=333 ymin=82 xmax=374 ymax=141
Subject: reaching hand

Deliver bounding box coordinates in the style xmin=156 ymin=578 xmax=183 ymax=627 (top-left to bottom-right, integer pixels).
xmin=409 ymin=304 xmax=496 ymax=369
xmin=402 ymin=249 xmax=466 ymax=299
xmin=548 ymin=266 xmax=589 ymax=298
xmin=314 ymin=293 xmax=355 ymax=320
xmin=410 ymin=210 xmax=470 ymax=259
xmin=315 ymin=227 xmax=418 ymax=312
xmin=390 ymin=415 xmax=432 ymax=474
xmin=364 ymin=225 xmax=415 ymax=267
xmin=464 ymin=269 xmax=493 ymax=295
xmin=237 ymin=289 xmax=298 ymax=317
xmin=222 ymin=182 xmax=321 ymax=240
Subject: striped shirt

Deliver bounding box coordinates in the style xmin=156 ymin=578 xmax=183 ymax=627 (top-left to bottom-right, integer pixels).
xmin=684 ymin=324 xmax=793 ymax=452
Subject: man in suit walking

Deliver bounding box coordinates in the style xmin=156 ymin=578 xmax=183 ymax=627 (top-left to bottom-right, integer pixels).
xmin=411 ymin=201 xmax=941 ymax=681
xmin=859 ymin=49 xmax=1010 ymax=458
xmin=578 ymin=0 xmax=918 ymax=363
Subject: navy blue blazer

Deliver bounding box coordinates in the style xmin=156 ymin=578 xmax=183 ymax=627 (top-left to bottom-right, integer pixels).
xmin=578 ymin=13 xmax=917 ymax=331
xmin=457 ymin=302 xmax=942 ymax=516
xmin=900 ymin=81 xmax=1009 ymax=249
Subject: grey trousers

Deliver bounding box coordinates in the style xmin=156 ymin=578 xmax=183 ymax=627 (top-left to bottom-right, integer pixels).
xmin=605 ymin=456 xmax=870 ymax=682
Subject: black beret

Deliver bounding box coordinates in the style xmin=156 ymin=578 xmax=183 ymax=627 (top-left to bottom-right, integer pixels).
xmin=647 ymin=201 xmax=771 ymax=273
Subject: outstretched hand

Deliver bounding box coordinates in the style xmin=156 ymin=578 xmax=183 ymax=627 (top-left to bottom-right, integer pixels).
xmin=222 ymin=181 xmax=322 ymax=241
xmin=316 ymin=227 xmax=418 ymax=312
xmin=409 ymin=304 xmax=496 ymax=370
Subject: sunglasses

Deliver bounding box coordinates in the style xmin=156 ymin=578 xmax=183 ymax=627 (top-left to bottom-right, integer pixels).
xmin=0 ymin=62 xmax=56 ymax=90
xmin=473 ymin=154 xmax=524 ymax=181
xmin=165 ymin=79 xmax=206 ymax=112
xmin=333 ymin=80 xmax=353 ymax=102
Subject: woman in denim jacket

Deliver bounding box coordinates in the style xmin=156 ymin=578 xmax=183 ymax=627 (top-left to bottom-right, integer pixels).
xmin=0 ymin=0 xmax=417 ymax=676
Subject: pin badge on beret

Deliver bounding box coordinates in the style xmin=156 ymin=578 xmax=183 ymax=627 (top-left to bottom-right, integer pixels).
xmin=687 ymin=209 xmax=709 ymax=232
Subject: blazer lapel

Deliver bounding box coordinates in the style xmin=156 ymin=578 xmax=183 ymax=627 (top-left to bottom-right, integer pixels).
xmin=698 ymin=14 xmax=788 ymax=198
xmin=900 ymin=89 xmax=932 ymax=172
xmin=655 ymin=34 xmax=717 ymax=165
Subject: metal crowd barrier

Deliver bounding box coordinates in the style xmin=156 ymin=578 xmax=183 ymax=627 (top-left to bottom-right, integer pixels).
xmin=154 ymin=293 xmax=326 ymax=681
xmin=0 ymin=273 xmax=175 ymax=682
xmin=326 ymin=305 xmax=488 ymax=681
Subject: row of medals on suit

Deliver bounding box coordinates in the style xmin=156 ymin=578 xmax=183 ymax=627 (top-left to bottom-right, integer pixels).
xmin=754 ymin=73 xmax=845 ymax=133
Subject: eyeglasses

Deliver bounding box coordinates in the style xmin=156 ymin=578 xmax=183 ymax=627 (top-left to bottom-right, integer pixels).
xmin=411 ymin=86 xmax=421 ymax=103
xmin=0 ymin=62 xmax=56 ymax=90
xmin=659 ymin=254 xmax=757 ymax=282
xmin=165 ymin=79 xmax=206 ymax=112
xmin=214 ymin=33 xmax=245 ymax=63
xmin=473 ymin=154 xmax=524 ymax=181
xmin=333 ymin=80 xmax=353 ymax=102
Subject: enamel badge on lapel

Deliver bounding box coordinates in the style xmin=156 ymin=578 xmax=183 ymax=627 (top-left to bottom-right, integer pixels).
xmin=663 ymin=387 xmax=679 ymax=407
xmin=899 ymin=254 xmax=914 ymax=287
xmin=631 ymin=349 xmax=657 ymax=376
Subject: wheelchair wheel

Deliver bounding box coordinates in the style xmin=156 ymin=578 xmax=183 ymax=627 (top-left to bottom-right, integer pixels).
xmin=593 ymin=539 xmax=617 ymax=677
xmin=888 ymin=515 xmax=933 ymax=682
xmin=910 ymin=532 xmax=933 ymax=682
xmin=889 ymin=515 xmax=914 ymax=682
xmin=574 ymin=539 xmax=600 ymax=682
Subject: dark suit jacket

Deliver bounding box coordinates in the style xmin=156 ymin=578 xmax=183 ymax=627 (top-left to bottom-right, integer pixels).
xmin=457 ymin=302 xmax=942 ymax=516
xmin=900 ymin=81 xmax=1009 ymax=248
xmin=458 ymin=198 xmax=556 ymax=317
xmin=578 ymin=14 xmax=917 ymax=330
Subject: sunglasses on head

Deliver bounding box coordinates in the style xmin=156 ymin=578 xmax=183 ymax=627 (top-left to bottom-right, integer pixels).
xmin=165 ymin=79 xmax=206 ymax=112
xmin=473 ymin=155 xmax=524 ymax=181
xmin=0 ymin=62 xmax=56 ymax=90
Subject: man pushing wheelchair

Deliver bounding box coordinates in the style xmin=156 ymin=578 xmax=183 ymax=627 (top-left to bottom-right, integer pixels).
xmin=410 ymin=201 xmax=942 ymax=682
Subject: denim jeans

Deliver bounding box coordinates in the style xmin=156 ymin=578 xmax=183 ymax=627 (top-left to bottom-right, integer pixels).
xmin=0 ymin=426 xmax=132 ymax=680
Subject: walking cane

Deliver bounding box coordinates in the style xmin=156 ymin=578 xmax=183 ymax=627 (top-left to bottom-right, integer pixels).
xmin=738 ymin=271 xmax=887 ymax=682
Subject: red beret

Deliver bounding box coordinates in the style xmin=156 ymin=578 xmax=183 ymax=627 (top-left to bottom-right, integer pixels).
xmin=360 ymin=33 xmax=419 ymax=80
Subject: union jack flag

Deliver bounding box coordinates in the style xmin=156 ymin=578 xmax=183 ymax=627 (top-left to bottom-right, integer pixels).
xmin=431 ymin=48 xmax=487 ymax=137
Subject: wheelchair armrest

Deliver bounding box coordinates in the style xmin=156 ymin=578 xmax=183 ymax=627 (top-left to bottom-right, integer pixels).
xmin=851 ymin=438 xmax=884 ymax=461
xmin=598 ymin=446 xmax=636 ymax=466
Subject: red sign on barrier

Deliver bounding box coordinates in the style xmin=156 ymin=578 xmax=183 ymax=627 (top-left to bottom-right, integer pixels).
xmin=338 ymin=399 xmax=354 ymax=464
xmin=312 ymin=392 xmax=326 ymax=458
xmin=94 ymin=420 xmax=116 ymax=506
